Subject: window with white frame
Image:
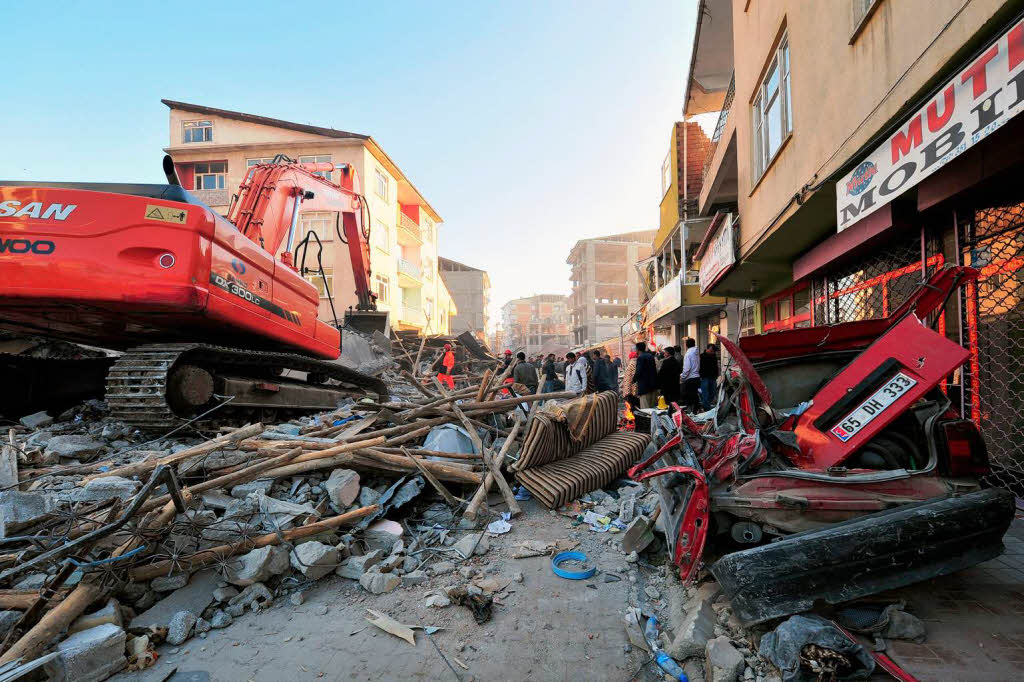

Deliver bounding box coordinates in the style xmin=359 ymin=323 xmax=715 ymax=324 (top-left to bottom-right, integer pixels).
xmin=375 ymin=274 xmax=390 ymax=304
xmin=299 ymin=212 xmax=334 ymax=243
xmin=752 ymin=34 xmax=792 ymax=180
xmin=246 ymin=157 xmax=275 ymax=168
xmin=374 ymin=219 xmax=390 ymax=253
xmin=374 ymin=169 xmax=389 ymax=201
xmin=306 ymin=267 xmax=333 ymax=299
xmin=299 ymin=155 xmax=332 ymax=181
xmin=183 ymin=120 xmax=213 ymax=143
xmin=193 ymin=162 xmax=227 ymax=190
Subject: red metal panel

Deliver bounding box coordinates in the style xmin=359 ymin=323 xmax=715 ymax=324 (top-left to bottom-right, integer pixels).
xmin=792 ymin=315 xmax=969 ymax=468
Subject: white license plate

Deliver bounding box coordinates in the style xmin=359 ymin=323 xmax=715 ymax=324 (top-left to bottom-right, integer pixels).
xmin=830 ymin=372 xmax=918 ymax=442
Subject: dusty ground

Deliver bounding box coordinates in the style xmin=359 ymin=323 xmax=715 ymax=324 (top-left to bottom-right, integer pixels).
xmin=113 ymin=496 xmax=668 ymax=682
xmin=112 ymin=503 xmax=1024 ymax=682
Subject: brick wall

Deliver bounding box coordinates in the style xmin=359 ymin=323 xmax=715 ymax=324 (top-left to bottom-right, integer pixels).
xmin=679 ymin=122 xmax=712 ymax=219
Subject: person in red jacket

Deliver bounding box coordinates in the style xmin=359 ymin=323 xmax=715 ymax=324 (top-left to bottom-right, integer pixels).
xmin=435 ymin=343 xmax=456 ymax=390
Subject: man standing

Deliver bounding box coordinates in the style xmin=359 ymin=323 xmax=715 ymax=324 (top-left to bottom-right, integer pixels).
xmin=564 ymin=352 xmax=588 ymax=394
xmin=434 ymin=343 xmax=457 ymax=390
xmin=593 ymin=350 xmax=613 ymax=392
xmin=699 ymin=343 xmax=720 ymax=410
xmin=541 ymin=353 xmax=560 ymax=393
xmin=680 ymin=338 xmax=701 ymax=413
xmin=657 ymin=347 xmax=681 ymax=405
xmin=605 ymin=354 xmax=619 ymax=393
xmin=622 ymin=351 xmax=638 ymax=398
xmin=634 ymin=342 xmax=658 ymax=408
xmin=513 ymin=351 xmax=539 ymax=392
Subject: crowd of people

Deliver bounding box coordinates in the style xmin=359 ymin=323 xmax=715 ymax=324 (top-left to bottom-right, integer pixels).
xmin=496 ymin=338 xmax=720 ymax=415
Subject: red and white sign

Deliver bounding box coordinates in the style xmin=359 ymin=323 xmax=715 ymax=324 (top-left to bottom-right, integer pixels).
xmin=836 ymin=20 xmax=1024 ymax=231
xmin=698 ymin=213 xmax=735 ymax=295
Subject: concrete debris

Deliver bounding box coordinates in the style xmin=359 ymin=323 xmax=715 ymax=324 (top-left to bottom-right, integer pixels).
xmin=666 ymin=588 xmax=717 ymax=660
xmin=706 ymin=636 xmax=746 ymax=682
xmin=290 ymin=592 xmax=305 ymax=606
xmin=130 ymin=570 xmax=220 ymax=629
xmin=360 ymin=569 xmax=402 ymax=594
xmin=401 ymin=570 xmax=429 ymax=586
xmin=44 ymin=434 xmax=107 ymax=461
xmin=430 ymin=560 xmax=456 ymax=576
xmin=336 ymin=549 xmax=384 ymax=579
xmin=230 ymin=478 xmax=274 ymax=499
xmin=424 ymin=592 xmax=452 ymax=608
xmin=228 ymin=582 xmax=273 ymax=609
xmin=228 ymin=545 xmax=291 ymax=586
xmin=325 ymin=468 xmax=361 ymax=507
xmin=62 ymin=475 xmax=141 ymax=505
xmin=290 ymin=541 xmax=340 ymax=580
xmin=150 ymin=573 xmax=190 ymax=592
xmin=0 ymin=490 xmax=57 ymax=537
xmin=166 ymin=610 xmax=197 ymax=646
xmin=0 ymin=610 xmax=20 ymax=638
xmin=212 ymin=586 xmax=239 ymax=603
xmin=44 ymin=623 xmax=127 ymax=682
xmin=18 ymin=410 xmax=52 ymax=429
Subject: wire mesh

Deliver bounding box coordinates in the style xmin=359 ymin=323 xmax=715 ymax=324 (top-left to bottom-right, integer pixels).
xmin=811 ymin=231 xmax=943 ymax=325
xmin=959 ymin=201 xmax=1024 ymax=495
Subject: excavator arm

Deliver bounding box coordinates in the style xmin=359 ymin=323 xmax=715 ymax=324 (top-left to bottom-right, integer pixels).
xmin=227 ymin=156 xmax=377 ymax=312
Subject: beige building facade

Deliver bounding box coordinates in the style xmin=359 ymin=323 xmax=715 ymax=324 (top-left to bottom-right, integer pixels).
xmin=438 ymin=257 xmax=490 ymax=342
xmin=162 ymin=100 xmax=455 ymax=334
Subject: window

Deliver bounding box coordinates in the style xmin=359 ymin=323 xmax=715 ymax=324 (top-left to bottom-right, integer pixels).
xmin=183 ymin=120 xmax=213 ymax=143
xmin=762 ymin=282 xmax=811 ymax=332
xmin=375 ymin=274 xmax=390 ymax=303
xmin=374 ymin=219 xmax=390 ymax=253
xmin=193 ymin=162 xmax=226 ymax=190
xmin=306 ymin=267 xmax=333 ymax=299
xmin=661 ymin=150 xmax=672 ymax=197
xmin=752 ymin=34 xmax=792 ymax=180
xmin=299 ymin=212 xmax=334 ymax=243
xmin=425 ymin=298 xmax=434 ymax=321
xmin=374 ymin=169 xmax=389 ymax=201
xmin=246 ymin=157 xmax=275 ymax=168
xmin=299 ymin=155 xmax=332 ymax=181
xmin=851 ymin=0 xmax=882 ymax=41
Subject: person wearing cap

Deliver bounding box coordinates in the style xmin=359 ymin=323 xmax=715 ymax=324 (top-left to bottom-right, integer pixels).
xmin=501 ymin=349 xmax=514 ymax=372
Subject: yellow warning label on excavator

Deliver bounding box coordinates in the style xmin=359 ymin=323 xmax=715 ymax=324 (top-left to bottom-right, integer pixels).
xmin=145 ymin=205 xmax=189 ymax=224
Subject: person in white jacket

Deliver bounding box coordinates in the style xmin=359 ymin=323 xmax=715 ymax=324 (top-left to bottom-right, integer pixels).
xmin=564 ymin=351 xmax=587 ymax=394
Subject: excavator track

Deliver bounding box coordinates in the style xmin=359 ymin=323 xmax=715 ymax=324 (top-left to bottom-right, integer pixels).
xmin=105 ymin=343 xmax=388 ymax=432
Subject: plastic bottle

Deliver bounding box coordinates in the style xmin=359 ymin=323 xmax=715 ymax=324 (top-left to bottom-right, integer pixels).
xmin=644 ymin=616 xmax=688 ymax=682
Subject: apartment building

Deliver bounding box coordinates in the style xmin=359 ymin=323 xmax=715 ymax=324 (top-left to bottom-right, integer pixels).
xmin=567 ymin=231 xmax=656 ymax=347
xmin=438 ymin=257 xmax=491 ymax=342
xmin=690 ymin=1 xmax=1024 ymax=485
xmin=162 ymin=100 xmax=456 ymax=334
xmin=500 ymin=295 xmax=572 ymax=356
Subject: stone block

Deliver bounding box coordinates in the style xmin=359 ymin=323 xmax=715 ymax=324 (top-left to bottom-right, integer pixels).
xmin=325 ymin=469 xmax=360 ymax=508
xmin=59 ymin=476 xmax=140 ymax=505
xmin=401 ymin=570 xmax=429 ymax=586
xmin=44 ymin=623 xmax=126 ymax=682
xmin=359 ymin=569 xmax=401 ymax=594
xmin=130 ymin=570 xmax=219 ymax=629
xmin=150 ymin=573 xmax=189 ymax=592
xmin=666 ymin=594 xmax=717 ymax=660
xmin=706 ymin=636 xmax=745 ymax=682
xmin=290 ymin=542 xmax=339 ymax=580
xmin=230 ymin=478 xmax=274 ymax=499
xmin=336 ymin=549 xmax=383 ymax=579
xmin=166 ymin=610 xmax=197 ymax=646
xmin=0 ymin=611 xmax=20 ymax=638
xmin=68 ymin=598 xmax=122 ymax=636
xmin=45 ymin=435 xmax=107 ymax=461
xmin=227 ymin=545 xmax=290 ymax=587
xmin=0 ymin=490 xmax=57 ymax=537
xmin=18 ymin=411 xmax=52 ymax=429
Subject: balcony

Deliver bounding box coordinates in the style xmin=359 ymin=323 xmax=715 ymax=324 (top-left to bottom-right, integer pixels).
xmin=397 ymin=213 xmax=423 ymax=247
xmin=397 ymin=305 xmax=425 ymax=329
xmin=397 ymin=258 xmax=422 ymax=288
xmin=702 ymin=74 xmax=734 ymax=184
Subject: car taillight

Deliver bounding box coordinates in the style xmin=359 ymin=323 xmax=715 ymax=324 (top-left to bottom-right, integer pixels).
xmin=939 ymin=419 xmax=989 ymax=476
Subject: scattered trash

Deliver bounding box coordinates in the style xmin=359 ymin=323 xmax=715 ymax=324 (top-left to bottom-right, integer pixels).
xmin=487 ymin=512 xmax=512 ymax=535
xmin=643 ymin=615 xmax=689 ymax=681
xmin=447 ymin=585 xmax=494 ymax=624
xmin=760 ymin=614 xmax=875 ymax=682
xmin=365 ymin=609 xmax=416 ymax=646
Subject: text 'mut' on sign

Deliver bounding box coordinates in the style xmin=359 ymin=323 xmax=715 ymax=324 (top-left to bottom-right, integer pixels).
xmin=836 ymin=20 xmax=1024 ymax=231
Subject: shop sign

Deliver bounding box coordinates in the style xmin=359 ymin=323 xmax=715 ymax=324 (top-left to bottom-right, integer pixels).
xmin=645 ymin=273 xmax=681 ymax=325
xmin=698 ymin=214 xmax=736 ymax=295
xmin=836 ymin=20 xmax=1024 ymax=230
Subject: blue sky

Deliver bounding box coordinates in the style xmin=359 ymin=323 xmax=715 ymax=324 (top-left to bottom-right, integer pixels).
xmin=1 ymin=0 xmax=698 ymax=329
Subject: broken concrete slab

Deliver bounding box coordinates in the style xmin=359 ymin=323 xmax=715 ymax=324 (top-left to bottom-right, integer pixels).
xmin=257 ymin=494 xmax=317 ymax=531
xmin=666 ymin=591 xmax=716 ymax=660
xmin=44 ymin=434 xmax=108 ymax=461
xmin=227 ymin=545 xmax=290 ymax=587
xmin=0 ymin=490 xmax=58 ymax=537
xmin=430 ymin=560 xmax=456 ymax=576
xmin=18 ymin=410 xmax=52 ymax=429
xmin=290 ymin=541 xmax=339 ymax=580
xmin=0 ymin=610 xmax=20 ymax=639
xmin=325 ymin=469 xmax=360 ymax=508
xmin=359 ymin=569 xmax=401 ymax=594
xmin=424 ymin=592 xmax=451 ymax=608
xmin=58 ymin=476 xmax=140 ymax=505
xmin=336 ymin=549 xmax=384 ymax=579
xmin=228 ymin=582 xmax=273 ymax=608
xmin=212 ymin=586 xmax=239 ymax=603
xmin=230 ymin=478 xmax=274 ymax=499
xmin=401 ymin=570 xmax=429 ymax=586
xmin=44 ymin=623 xmax=127 ymax=682
xmin=130 ymin=570 xmax=219 ymax=629
xmin=706 ymin=636 xmax=745 ymax=682
xmin=150 ymin=573 xmax=189 ymax=592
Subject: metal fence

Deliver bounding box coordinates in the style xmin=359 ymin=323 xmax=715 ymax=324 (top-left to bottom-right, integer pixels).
xmin=959 ymin=202 xmax=1024 ymax=494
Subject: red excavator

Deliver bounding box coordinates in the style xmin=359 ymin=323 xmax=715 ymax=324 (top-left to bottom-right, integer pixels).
xmin=0 ymin=156 xmax=388 ymax=430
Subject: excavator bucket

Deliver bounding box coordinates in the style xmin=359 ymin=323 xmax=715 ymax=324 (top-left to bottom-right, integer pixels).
xmin=344 ymin=309 xmax=390 ymax=336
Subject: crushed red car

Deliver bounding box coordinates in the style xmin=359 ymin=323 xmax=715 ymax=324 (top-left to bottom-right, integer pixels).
xmin=629 ymin=265 xmax=1015 ymax=624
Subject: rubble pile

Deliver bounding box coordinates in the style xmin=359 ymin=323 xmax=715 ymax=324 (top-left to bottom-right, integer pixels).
xmin=0 ymin=349 xmax=578 ymax=681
